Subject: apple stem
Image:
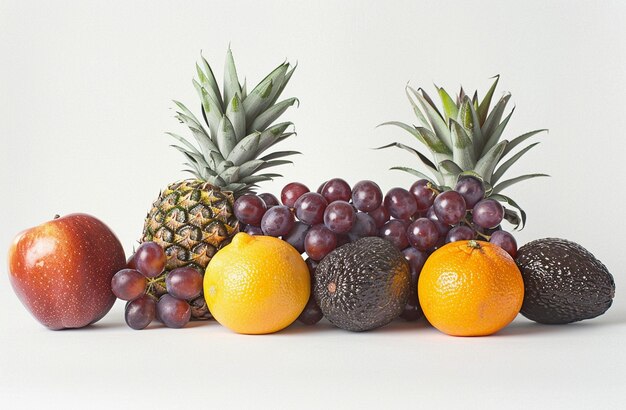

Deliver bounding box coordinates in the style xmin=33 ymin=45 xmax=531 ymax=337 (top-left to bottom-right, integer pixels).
xmin=53 ymin=214 xmax=60 ymax=219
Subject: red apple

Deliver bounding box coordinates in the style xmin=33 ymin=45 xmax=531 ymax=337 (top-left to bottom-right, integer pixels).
xmin=8 ymin=213 xmax=126 ymax=330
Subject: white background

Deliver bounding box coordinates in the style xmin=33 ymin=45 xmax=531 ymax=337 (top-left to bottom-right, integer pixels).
xmin=1 ymin=1 xmax=625 ymax=409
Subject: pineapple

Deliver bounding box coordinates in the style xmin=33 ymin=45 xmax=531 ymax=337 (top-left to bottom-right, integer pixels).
xmin=142 ymin=49 xmax=298 ymax=318
xmin=380 ymin=76 xmax=547 ymax=229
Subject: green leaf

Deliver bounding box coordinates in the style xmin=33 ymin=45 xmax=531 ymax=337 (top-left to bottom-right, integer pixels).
xmin=378 ymin=121 xmax=450 ymax=155
xmin=223 ymin=48 xmax=241 ymax=109
xmin=408 ymin=86 xmax=452 ymax=151
xmin=405 ymin=86 xmax=431 ymax=131
xmin=481 ymin=106 xmax=514 ymax=156
xmin=438 ymin=87 xmax=459 ymax=123
xmin=477 ymin=75 xmax=500 ymax=126
xmin=250 ymin=98 xmax=298 ymax=132
xmin=242 ymin=63 xmax=288 ymax=127
xmin=256 ymin=160 xmax=292 ymax=172
xmin=226 ymin=93 xmax=246 ymax=141
xmin=240 ymin=174 xmax=275 ymax=184
xmin=257 ymin=122 xmax=292 ymax=153
xmin=503 ymin=208 xmax=522 ymax=230
xmin=449 ymin=119 xmax=475 ymax=170
xmin=492 ymin=142 xmax=541 ymax=184
xmin=473 ymin=140 xmax=507 ymax=183
xmin=490 ymin=193 xmax=526 ymax=230
xmin=438 ymin=159 xmax=463 ymax=175
xmin=491 ymin=174 xmax=549 ymax=195
xmin=218 ymin=165 xmax=240 ymax=184
xmin=375 ymin=142 xmax=438 ymax=173
xmin=192 ymin=82 xmax=223 ymax=138
xmin=389 ymin=166 xmax=438 ymax=185
xmin=237 ymin=160 xmax=265 ymax=179
xmin=456 ymin=99 xmax=473 ymax=131
xmin=268 ymin=62 xmax=296 ymax=107
xmin=481 ymin=93 xmax=511 ymax=149
xmin=197 ymin=54 xmax=223 ymax=110
xmin=166 ymin=132 xmax=202 ymax=157
xmin=464 ymin=96 xmax=484 ymax=157
xmin=259 ymin=150 xmax=301 ymax=161
xmin=503 ymin=129 xmax=548 ymax=157
xmin=226 ymin=132 xmax=260 ymax=165
xmin=216 ymin=115 xmax=237 ymax=158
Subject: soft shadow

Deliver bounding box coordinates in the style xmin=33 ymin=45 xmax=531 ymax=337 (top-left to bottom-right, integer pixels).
xmin=496 ymin=314 xmax=626 ymax=337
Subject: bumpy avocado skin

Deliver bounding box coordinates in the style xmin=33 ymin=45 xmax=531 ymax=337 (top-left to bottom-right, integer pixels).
xmin=313 ymin=237 xmax=411 ymax=332
xmin=516 ymin=238 xmax=615 ymax=324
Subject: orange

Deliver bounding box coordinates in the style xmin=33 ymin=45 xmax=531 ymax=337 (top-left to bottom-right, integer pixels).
xmin=418 ymin=240 xmax=524 ymax=336
xmin=203 ymin=232 xmax=310 ymax=334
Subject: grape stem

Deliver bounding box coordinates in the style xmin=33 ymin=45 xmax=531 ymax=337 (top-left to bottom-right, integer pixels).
xmin=464 ymin=216 xmax=491 ymax=241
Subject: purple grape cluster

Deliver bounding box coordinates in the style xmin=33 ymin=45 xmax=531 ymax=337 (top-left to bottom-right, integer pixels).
xmin=111 ymin=242 xmax=203 ymax=330
xmin=234 ymin=176 xmax=518 ymax=324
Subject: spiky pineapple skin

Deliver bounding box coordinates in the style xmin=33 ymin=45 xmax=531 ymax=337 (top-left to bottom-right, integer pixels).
xmin=141 ymin=179 xmax=239 ymax=320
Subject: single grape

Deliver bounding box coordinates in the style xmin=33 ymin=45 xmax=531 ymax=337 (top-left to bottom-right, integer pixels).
xmin=157 ymin=294 xmax=191 ymax=329
xmin=304 ymin=225 xmax=337 ymax=261
xmin=298 ymin=295 xmax=324 ymax=325
xmin=406 ymin=218 xmax=439 ymax=251
xmin=283 ymin=221 xmax=310 ymax=254
xmin=384 ymin=187 xmax=418 ymax=220
xmin=446 ymin=225 xmax=476 ymax=243
xmin=111 ymin=269 xmax=147 ymax=301
xmin=316 ymin=181 xmax=327 ymax=194
xmin=368 ymin=206 xmax=390 ymax=229
xmin=233 ymin=194 xmax=267 ymax=227
xmin=244 ymin=225 xmax=264 ymax=235
xmin=294 ymin=192 xmax=328 ymax=225
xmin=125 ymin=295 xmax=156 ymax=330
xmin=472 ymin=199 xmax=504 ymax=229
xmin=351 ymin=180 xmax=383 ymax=212
xmin=426 ymin=206 xmax=451 ymax=237
xmin=261 ymin=205 xmax=295 ymax=237
xmin=320 ymin=178 xmax=352 ymax=203
xmin=281 ymin=182 xmax=310 ymax=207
xmin=433 ymin=191 xmax=467 ymax=226
xmin=348 ymin=212 xmax=377 ymax=242
xmin=165 ymin=267 xmax=204 ymax=300
xmin=378 ymin=219 xmax=409 ymax=250
xmin=402 ymin=247 xmax=428 ymax=275
xmin=134 ymin=242 xmax=166 ymax=278
xmin=409 ymin=180 xmax=437 ymax=212
xmin=258 ymin=193 xmax=280 ymax=208
xmin=323 ymin=201 xmax=356 ymax=234
xmin=455 ymin=176 xmax=485 ymax=209
xmin=489 ymin=230 xmax=518 ymax=258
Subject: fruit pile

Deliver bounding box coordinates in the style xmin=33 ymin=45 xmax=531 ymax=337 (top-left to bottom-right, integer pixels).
xmin=6 ymin=48 xmax=616 ymax=338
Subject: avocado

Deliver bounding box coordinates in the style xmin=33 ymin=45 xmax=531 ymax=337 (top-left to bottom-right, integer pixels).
xmin=313 ymin=237 xmax=410 ymax=331
xmin=516 ymin=238 xmax=615 ymax=324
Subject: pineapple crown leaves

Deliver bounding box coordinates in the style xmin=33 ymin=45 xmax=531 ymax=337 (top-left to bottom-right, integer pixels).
xmin=378 ymin=75 xmax=549 ymax=229
xmin=169 ymin=48 xmax=299 ymax=197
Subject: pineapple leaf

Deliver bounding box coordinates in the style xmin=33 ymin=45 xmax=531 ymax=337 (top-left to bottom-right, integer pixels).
xmin=242 ymin=62 xmax=288 ymax=127
xmin=219 ymin=165 xmax=240 ymax=184
xmin=490 ymin=193 xmax=526 ymax=230
xmin=250 ymin=98 xmax=298 ymax=132
xmin=257 ymin=122 xmax=292 ymax=152
xmin=268 ymin=62 xmax=296 ymax=107
xmin=477 ymin=75 xmax=500 ymax=126
xmin=437 ymin=87 xmax=459 ymax=123
xmin=419 ymin=88 xmax=443 ymax=119
xmin=389 ymin=167 xmax=438 ymax=185
xmin=481 ymin=106 xmax=514 ymax=157
xmin=408 ymin=87 xmax=452 ymax=150
xmin=375 ymin=142 xmax=438 ymax=173
xmin=378 ymin=121 xmax=451 ymax=155
xmin=198 ymin=53 xmax=223 ymax=110
xmin=223 ymin=48 xmax=242 ymax=110
xmin=405 ymin=86 xmax=431 ymax=131
xmin=449 ymin=119 xmax=475 ymax=170
xmin=241 ymin=79 xmax=247 ymax=100
xmin=456 ymin=99 xmax=473 ymax=131
xmin=256 ymin=160 xmax=293 ymax=172
xmin=503 ymin=208 xmax=522 ymax=230
xmin=166 ymin=132 xmax=202 ymax=157
xmin=216 ymin=115 xmax=237 ymax=158
xmin=237 ymin=160 xmax=265 ymax=179
xmin=192 ymin=82 xmax=223 ymax=138
xmin=465 ymin=96 xmax=484 ymax=156
xmin=240 ymin=174 xmax=276 ymax=184
xmin=226 ymin=132 xmax=260 ymax=165
xmin=226 ymin=93 xmax=246 ymax=141
xmin=492 ymin=142 xmax=541 ymax=184
xmin=491 ymin=173 xmax=549 ymax=195
xmin=474 ymin=140 xmax=507 ymax=183
xmin=481 ymin=93 xmax=511 ymax=149
xmin=438 ymin=159 xmax=463 ymax=175
xmin=259 ymin=150 xmax=301 ymax=161
xmin=503 ymin=129 xmax=548 ymax=157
